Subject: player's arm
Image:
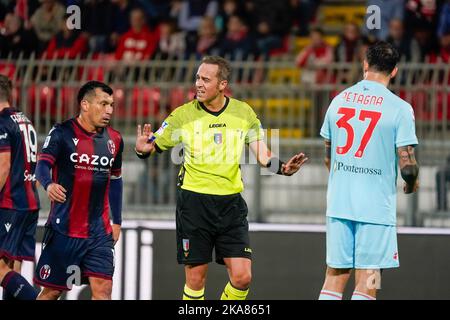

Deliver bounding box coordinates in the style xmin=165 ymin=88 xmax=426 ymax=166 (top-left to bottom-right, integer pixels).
xmin=398 ymin=145 xmax=419 ymax=194
xmin=0 ymin=151 xmax=11 ymax=192
xmin=324 ymin=139 xmax=331 ymax=172
xmin=36 ymin=126 xmax=66 ymax=203
xmin=110 ymin=138 xmax=124 ymax=244
xmin=248 ymin=140 xmax=308 ymax=176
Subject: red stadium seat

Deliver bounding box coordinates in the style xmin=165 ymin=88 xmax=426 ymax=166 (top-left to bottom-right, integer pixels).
xmin=0 ymin=63 xmax=16 ymax=78
xmin=131 ymin=87 xmax=160 ymax=118
xmin=27 ymin=85 xmax=57 ymax=117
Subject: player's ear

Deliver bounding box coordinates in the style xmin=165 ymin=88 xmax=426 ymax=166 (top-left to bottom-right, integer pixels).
xmin=363 ymin=60 xmax=369 ymax=74
xmin=80 ymin=99 xmax=89 ymax=113
xmin=390 ymin=67 xmax=398 ymax=79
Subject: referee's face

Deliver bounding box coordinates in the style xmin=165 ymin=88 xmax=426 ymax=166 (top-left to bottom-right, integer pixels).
xmin=195 ymin=63 xmax=226 ymax=103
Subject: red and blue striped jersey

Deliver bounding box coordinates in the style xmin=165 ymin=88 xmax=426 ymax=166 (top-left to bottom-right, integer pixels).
xmin=0 ymin=108 xmax=40 ymax=211
xmin=38 ymin=118 xmax=123 ymax=238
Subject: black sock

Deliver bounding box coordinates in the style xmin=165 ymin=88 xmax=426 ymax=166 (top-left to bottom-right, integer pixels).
xmin=1 ymin=271 xmax=38 ymax=300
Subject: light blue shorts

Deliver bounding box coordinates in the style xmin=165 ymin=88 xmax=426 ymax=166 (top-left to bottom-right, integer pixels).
xmin=326 ymin=217 xmax=399 ymax=269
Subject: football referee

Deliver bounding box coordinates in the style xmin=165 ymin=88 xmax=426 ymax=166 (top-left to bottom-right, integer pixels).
xmin=135 ymin=56 xmax=308 ymax=300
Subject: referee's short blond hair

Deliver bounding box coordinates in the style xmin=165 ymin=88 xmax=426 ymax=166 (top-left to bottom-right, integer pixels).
xmin=201 ymin=56 xmax=231 ymax=82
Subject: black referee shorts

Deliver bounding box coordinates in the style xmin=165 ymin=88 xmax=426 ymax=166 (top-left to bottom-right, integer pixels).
xmin=176 ymin=188 xmax=252 ymax=265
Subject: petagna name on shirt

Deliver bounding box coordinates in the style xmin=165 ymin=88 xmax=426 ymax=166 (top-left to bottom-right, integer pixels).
xmin=342 ymin=91 xmax=384 ymax=106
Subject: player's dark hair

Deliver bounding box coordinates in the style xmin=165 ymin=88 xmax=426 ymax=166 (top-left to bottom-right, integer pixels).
xmin=0 ymin=74 xmax=12 ymax=103
xmin=201 ymin=56 xmax=231 ymax=82
xmin=366 ymin=41 xmax=400 ymax=75
xmin=77 ymin=81 xmax=113 ymax=105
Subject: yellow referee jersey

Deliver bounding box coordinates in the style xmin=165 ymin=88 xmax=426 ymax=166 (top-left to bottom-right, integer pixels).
xmin=154 ymin=96 xmax=264 ymax=195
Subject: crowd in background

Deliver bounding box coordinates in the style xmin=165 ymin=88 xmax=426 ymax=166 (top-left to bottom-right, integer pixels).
xmin=0 ymin=0 xmax=448 ymax=65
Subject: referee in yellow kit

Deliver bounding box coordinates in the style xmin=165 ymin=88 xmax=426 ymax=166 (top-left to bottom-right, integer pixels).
xmin=135 ymin=56 xmax=308 ymax=300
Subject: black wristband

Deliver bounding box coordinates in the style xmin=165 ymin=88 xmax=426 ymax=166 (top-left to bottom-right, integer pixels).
xmin=135 ymin=148 xmax=151 ymax=159
xmin=267 ymin=157 xmax=285 ymax=175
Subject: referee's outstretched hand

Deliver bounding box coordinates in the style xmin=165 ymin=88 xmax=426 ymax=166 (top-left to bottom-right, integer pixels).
xmin=282 ymin=153 xmax=308 ymax=176
xmin=136 ymin=124 xmax=155 ymax=155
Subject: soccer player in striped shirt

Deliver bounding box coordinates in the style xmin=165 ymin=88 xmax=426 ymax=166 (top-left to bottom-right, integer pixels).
xmin=0 ymin=75 xmax=40 ymax=300
xmin=34 ymin=81 xmax=124 ymax=300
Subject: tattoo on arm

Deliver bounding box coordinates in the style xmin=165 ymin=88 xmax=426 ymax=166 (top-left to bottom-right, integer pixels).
xmin=324 ymin=140 xmax=331 ymax=170
xmin=398 ymin=146 xmax=419 ymax=186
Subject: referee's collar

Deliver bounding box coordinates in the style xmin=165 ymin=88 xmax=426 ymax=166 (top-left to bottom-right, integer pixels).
xmin=198 ymin=96 xmax=230 ymax=117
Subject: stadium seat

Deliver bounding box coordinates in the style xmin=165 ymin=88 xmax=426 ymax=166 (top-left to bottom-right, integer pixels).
xmin=27 ymin=85 xmax=57 ymax=118
xmin=131 ymin=87 xmax=161 ymax=118
xmin=319 ymin=5 xmax=366 ymax=28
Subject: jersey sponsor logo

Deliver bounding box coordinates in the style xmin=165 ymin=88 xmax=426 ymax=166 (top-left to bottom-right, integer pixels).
xmin=214 ymin=133 xmax=222 ymax=144
xmin=334 ymin=161 xmax=382 ymax=176
xmin=107 ymin=139 xmax=116 ymax=155
xmin=70 ymin=153 xmax=114 ymax=167
xmin=72 ymin=138 xmax=79 ymax=146
xmin=393 ymin=252 xmax=398 ymax=260
xmin=23 ymin=170 xmax=36 ymax=181
xmin=155 ymin=121 xmax=168 ymax=135
xmin=0 ymin=133 xmax=7 ymax=140
xmin=209 ymin=123 xmax=226 ymax=128
xmin=4 ymin=223 xmax=11 ymax=233
xmin=39 ymin=265 xmax=51 ymax=280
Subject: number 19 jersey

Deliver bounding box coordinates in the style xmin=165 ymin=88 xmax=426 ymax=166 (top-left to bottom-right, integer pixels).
xmin=0 ymin=108 xmax=39 ymax=211
xmin=320 ymin=80 xmax=418 ymax=226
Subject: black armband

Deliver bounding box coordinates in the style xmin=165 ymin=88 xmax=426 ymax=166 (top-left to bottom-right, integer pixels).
xmin=135 ymin=148 xmax=151 ymax=159
xmin=267 ymin=157 xmax=285 ymax=175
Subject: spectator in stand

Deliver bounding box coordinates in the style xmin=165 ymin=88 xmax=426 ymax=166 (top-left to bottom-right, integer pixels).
xmin=255 ymin=19 xmax=283 ymax=58
xmin=426 ymin=31 xmax=450 ymax=63
xmin=386 ymin=18 xmax=421 ymax=62
xmin=155 ymin=18 xmax=185 ymax=59
xmin=242 ymin=0 xmax=291 ymax=36
xmin=335 ymin=22 xmax=362 ymax=62
xmin=364 ymin=0 xmax=404 ymax=41
xmin=295 ymin=27 xmax=333 ymax=84
xmin=411 ymin=20 xmax=439 ymax=60
xmin=0 ymin=13 xmax=38 ymax=58
xmin=30 ymin=0 xmax=65 ymax=53
xmin=80 ymin=0 xmax=115 ymax=54
xmin=438 ymin=0 xmax=450 ymax=38
xmin=178 ymin=0 xmax=218 ymax=55
xmin=42 ymin=16 xmax=88 ymax=59
xmin=137 ymin=0 xmax=172 ymax=25
xmin=219 ymin=15 xmax=257 ymax=60
xmin=177 ymin=0 xmax=218 ymax=33
xmin=185 ymin=16 xmax=219 ymax=58
xmin=215 ymin=0 xmax=242 ymax=36
xmin=110 ymin=0 xmax=137 ymax=51
xmin=288 ymin=0 xmax=321 ymax=36
xmin=405 ymin=0 xmax=440 ymax=38
xmin=115 ymin=7 xmax=159 ymax=61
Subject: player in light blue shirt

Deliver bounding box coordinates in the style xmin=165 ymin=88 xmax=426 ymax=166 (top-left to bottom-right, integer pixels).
xmin=318 ymin=42 xmax=419 ymax=300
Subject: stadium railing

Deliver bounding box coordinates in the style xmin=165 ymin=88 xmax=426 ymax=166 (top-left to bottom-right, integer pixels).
xmin=1 ymin=54 xmax=449 ymax=227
